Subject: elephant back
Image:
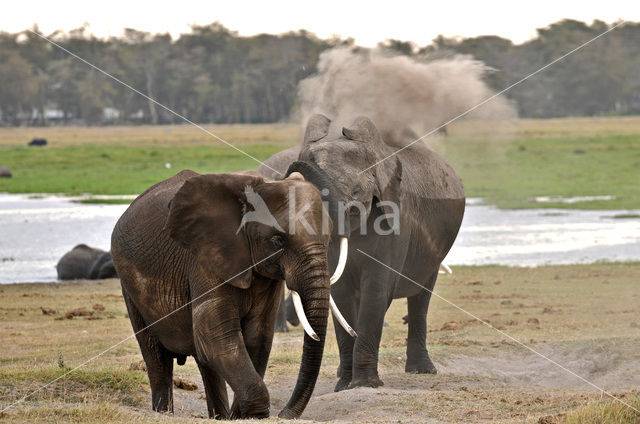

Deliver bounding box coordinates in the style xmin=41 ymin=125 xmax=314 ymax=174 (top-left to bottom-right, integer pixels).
xmin=257 ymin=145 xmax=301 ymax=180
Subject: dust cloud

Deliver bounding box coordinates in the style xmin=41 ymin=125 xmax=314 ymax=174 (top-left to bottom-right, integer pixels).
xmin=296 ymin=47 xmax=517 ymax=143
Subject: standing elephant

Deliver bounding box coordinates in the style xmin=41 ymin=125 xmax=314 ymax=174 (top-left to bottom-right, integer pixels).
xmin=111 ymin=169 xmax=354 ymax=419
xmin=258 ymin=114 xmax=465 ymax=391
xmin=56 ymin=244 xmax=118 ymax=280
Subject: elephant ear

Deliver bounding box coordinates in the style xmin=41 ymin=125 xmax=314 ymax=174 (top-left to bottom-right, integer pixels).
xmin=373 ymin=157 xmax=403 ymax=227
xmin=165 ymin=173 xmax=264 ymax=289
xmin=342 ymin=116 xmax=384 ymax=144
xmin=303 ymin=114 xmax=331 ymax=145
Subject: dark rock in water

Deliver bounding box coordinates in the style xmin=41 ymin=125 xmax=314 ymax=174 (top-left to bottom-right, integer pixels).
xmin=28 ymin=138 xmax=47 ymax=146
xmin=0 ymin=166 xmax=11 ymax=178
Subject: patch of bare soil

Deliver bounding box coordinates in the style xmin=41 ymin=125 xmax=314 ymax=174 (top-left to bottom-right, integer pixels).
xmin=439 ymin=341 xmax=640 ymax=389
xmin=130 ymin=340 xmax=640 ymax=423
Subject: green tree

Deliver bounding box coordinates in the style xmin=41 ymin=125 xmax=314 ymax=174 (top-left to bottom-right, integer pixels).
xmin=0 ymin=51 xmax=38 ymax=125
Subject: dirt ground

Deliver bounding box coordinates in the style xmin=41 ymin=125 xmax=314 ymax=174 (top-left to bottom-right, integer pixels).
xmin=1 ymin=264 xmax=639 ymax=423
xmin=149 ymin=335 xmax=640 ymax=423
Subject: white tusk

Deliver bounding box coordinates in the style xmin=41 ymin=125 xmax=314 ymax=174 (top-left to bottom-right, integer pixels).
xmin=290 ymin=291 xmax=320 ymax=341
xmin=441 ymin=263 xmax=453 ymax=274
xmin=330 ymin=237 xmax=348 ymax=284
xmin=330 ymin=295 xmax=357 ymax=338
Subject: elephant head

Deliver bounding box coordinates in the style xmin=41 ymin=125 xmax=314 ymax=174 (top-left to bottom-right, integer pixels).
xmin=288 ymin=114 xmax=403 ymax=243
xmin=164 ymin=171 xmax=352 ymax=418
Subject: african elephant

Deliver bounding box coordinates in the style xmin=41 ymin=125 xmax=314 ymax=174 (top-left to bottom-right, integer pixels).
xmin=258 ymin=115 xmax=465 ymax=391
xmin=110 ymin=169 xmax=354 ymax=419
xmin=56 ymin=244 xmax=118 ymax=280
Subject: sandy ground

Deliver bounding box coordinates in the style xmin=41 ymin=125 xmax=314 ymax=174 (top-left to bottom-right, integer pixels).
xmin=2 ymin=265 xmax=639 ymax=423
xmin=124 ymin=334 xmax=640 ymax=423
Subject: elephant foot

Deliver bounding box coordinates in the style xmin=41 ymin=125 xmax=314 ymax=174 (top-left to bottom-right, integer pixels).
xmin=151 ymin=389 xmax=174 ymax=414
xmin=348 ymin=374 xmax=384 ymax=389
xmin=405 ymin=356 xmax=437 ymax=374
xmin=230 ymin=401 xmax=270 ymax=419
xmin=334 ymin=375 xmax=352 ymax=392
xmin=229 ymin=382 xmax=270 ymax=419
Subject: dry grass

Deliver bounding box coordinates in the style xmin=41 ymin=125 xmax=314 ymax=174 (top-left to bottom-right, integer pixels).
xmin=1 ymin=263 xmax=639 ymax=422
xmin=562 ymin=394 xmax=640 ymax=424
xmin=2 ymin=402 xmax=200 ymax=424
xmin=4 ymin=116 xmax=640 ymax=148
xmin=448 ymin=116 xmax=640 ymax=140
xmin=0 ymin=123 xmax=300 ymax=148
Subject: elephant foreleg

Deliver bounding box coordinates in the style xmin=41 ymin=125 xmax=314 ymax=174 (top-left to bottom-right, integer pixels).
xmin=348 ymin=276 xmax=393 ymax=389
xmin=332 ymin=282 xmax=358 ymax=392
xmin=123 ymin=292 xmax=174 ymax=413
xmin=192 ymin=297 xmax=270 ymax=419
xmin=405 ymin=271 xmax=438 ymax=374
xmin=229 ymin=282 xmax=281 ymax=416
xmin=196 ymin=362 xmax=229 ymax=419
xmin=242 ymin=283 xmax=280 ymax=377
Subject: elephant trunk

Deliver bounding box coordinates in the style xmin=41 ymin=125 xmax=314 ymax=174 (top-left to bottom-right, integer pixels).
xmin=286 ymin=161 xmax=349 ymax=237
xmin=279 ymin=255 xmax=330 ymax=419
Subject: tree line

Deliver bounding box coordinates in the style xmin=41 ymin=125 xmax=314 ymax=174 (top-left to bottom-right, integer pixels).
xmin=0 ymin=19 xmax=638 ymax=126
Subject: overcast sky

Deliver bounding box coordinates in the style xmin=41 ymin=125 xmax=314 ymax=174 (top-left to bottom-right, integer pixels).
xmin=4 ymin=0 xmax=636 ymax=46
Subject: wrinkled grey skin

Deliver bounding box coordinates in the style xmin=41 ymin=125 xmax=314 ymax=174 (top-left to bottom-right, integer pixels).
xmin=56 ymin=244 xmax=118 ymax=280
xmin=258 ymin=115 xmax=465 ymax=391
xmin=111 ymin=170 xmax=331 ymax=419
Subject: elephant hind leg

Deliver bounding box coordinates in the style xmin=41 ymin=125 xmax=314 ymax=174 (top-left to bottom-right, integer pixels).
xmin=123 ymin=292 xmax=174 ymax=412
xmin=405 ymin=271 xmax=438 ymax=374
xmin=197 ymin=363 xmax=229 ymax=419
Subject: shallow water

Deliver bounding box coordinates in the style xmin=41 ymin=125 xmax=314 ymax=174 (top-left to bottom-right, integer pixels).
xmin=0 ymin=194 xmax=128 ymax=284
xmin=0 ymin=194 xmax=638 ymax=283
xmin=447 ymin=205 xmax=640 ymax=266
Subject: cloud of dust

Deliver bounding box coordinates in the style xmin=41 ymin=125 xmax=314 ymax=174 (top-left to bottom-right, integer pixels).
xmin=295 ymin=47 xmax=517 ymax=143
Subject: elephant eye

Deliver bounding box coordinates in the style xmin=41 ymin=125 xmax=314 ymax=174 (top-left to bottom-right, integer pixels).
xmin=270 ymin=235 xmax=285 ymax=249
xmin=352 ymin=188 xmax=361 ymax=197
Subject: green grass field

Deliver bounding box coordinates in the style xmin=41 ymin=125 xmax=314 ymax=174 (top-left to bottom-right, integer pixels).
xmin=0 ymin=117 xmax=639 ymax=209
xmin=444 ymin=133 xmax=640 ymax=210
xmin=0 ymin=144 xmax=283 ymax=195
